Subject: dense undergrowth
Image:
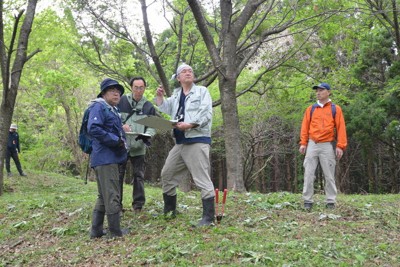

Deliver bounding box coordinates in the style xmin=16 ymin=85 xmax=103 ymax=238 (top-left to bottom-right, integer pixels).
xmin=0 ymin=170 xmax=399 ymax=266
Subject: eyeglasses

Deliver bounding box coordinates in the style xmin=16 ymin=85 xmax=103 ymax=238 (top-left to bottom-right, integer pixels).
xmin=133 ymin=86 xmax=145 ymax=90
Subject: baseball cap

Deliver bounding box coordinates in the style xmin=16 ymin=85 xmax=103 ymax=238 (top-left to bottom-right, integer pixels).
xmin=312 ymin=82 xmax=331 ymax=90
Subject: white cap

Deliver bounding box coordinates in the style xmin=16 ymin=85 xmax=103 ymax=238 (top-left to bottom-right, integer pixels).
xmin=10 ymin=124 xmax=18 ymax=129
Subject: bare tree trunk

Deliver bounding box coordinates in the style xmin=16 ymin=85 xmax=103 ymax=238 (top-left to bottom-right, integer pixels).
xmin=272 ymin=148 xmax=279 ymax=192
xmin=61 ymin=100 xmax=85 ymax=175
xmin=391 ymin=0 xmax=400 ymax=48
xmin=294 ymin=155 xmax=298 ymax=193
xmin=378 ymin=146 xmax=383 ymax=193
xmin=367 ymin=152 xmax=374 ymax=193
xmin=139 ymin=0 xmax=171 ymax=95
xmin=389 ymin=146 xmax=398 ymax=193
xmin=336 ymin=157 xmax=344 ymax=193
xmin=286 ymin=155 xmax=292 ymax=192
xmin=219 ymin=77 xmax=245 ymax=191
xmin=210 ymin=148 xmax=226 ymax=190
xmin=254 ymin=137 xmax=266 ymax=193
xmin=0 ymin=0 xmax=38 ymax=195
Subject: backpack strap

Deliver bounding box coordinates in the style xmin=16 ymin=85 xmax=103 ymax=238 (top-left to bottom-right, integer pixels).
xmin=310 ymin=103 xmax=319 ymax=119
xmin=310 ymin=103 xmax=336 ymax=119
xmin=331 ymin=103 xmax=336 ymax=118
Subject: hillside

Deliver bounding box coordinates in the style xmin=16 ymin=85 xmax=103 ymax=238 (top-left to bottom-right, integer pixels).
xmin=0 ymin=172 xmax=399 ymax=266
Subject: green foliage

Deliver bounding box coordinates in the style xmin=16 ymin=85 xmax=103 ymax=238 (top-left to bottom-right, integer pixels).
xmin=0 ymin=173 xmax=399 ymax=266
xmin=2 ymin=0 xmax=400 ymax=193
xmin=345 ymin=94 xmax=386 ymax=148
xmin=352 ymin=27 xmax=395 ymax=88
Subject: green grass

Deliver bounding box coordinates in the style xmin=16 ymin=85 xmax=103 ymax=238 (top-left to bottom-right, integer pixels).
xmin=0 ymin=171 xmax=399 ymax=266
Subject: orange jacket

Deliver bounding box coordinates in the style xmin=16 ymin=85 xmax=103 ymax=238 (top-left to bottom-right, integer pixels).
xmin=300 ymin=102 xmax=347 ymax=150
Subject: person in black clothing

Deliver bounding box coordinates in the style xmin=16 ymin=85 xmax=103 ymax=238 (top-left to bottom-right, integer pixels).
xmin=6 ymin=124 xmax=27 ymax=177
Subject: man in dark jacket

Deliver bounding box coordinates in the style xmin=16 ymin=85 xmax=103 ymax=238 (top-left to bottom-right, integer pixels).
xmin=88 ymin=78 xmax=128 ymax=239
xmin=6 ymin=124 xmax=27 ymax=177
xmin=117 ymin=76 xmax=156 ymax=213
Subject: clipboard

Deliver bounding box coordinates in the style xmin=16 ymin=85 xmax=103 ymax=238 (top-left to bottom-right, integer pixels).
xmin=134 ymin=116 xmax=177 ymax=131
xmin=125 ymin=132 xmax=151 ymax=137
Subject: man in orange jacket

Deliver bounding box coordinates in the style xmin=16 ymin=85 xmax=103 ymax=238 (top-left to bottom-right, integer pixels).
xmin=299 ymin=82 xmax=347 ymax=211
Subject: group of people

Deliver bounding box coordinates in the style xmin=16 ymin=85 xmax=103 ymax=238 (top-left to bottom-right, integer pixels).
xmin=86 ymin=63 xmax=347 ymax=239
xmin=88 ymin=64 xmax=215 ymax=238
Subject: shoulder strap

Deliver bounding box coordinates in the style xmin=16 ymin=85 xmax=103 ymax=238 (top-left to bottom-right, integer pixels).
xmin=123 ymin=110 xmax=135 ymax=124
xmin=123 ymin=102 xmax=139 ymax=123
xmin=310 ymin=104 xmax=319 ymax=119
xmin=310 ymin=103 xmax=336 ymax=119
xmin=142 ymin=101 xmax=155 ymax=115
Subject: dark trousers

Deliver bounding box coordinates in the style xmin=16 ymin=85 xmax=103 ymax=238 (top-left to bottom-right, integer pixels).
xmin=119 ymin=155 xmax=146 ymax=210
xmin=6 ymin=149 xmax=24 ymax=174
xmin=94 ymin=164 xmax=121 ymax=215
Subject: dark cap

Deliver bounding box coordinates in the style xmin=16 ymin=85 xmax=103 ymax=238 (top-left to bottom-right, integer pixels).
xmin=312 ymin=82 xmax=331 ymax=90
xmin=98 ymin=78 xmax=125 ymax=98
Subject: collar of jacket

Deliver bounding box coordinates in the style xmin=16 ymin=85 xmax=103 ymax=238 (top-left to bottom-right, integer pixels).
xmin=127 ymin=94 xmax=147 ymax=108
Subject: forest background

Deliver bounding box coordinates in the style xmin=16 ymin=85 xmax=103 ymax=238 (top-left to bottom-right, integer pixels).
xmin=0 ymin=0 xmax=400 ymax=196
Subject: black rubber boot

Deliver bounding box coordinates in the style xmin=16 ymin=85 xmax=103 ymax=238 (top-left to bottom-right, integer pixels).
xmin=107 ymin=213 xmax=129 ymax=238
xmin=163 ymin=193 xmax=177 ymax=218
xmin=197 ymin=197 xmax=215 ymax=227
xmin=90 ymin=210 xmax=105 ymax=239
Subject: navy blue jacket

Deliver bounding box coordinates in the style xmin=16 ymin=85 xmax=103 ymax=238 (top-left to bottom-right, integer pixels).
xmin=87 ymin=99 xmax=127 ymax=168
xmin=7 ymin=131 xmax=20 ymax=153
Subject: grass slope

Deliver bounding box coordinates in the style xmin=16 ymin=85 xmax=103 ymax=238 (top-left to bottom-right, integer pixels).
xmin=0 ymin=172 xmax=399 ymax=266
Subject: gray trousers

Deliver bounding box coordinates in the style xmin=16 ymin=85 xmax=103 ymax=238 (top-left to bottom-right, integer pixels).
xmin=161 ymin=143 xmax=215 ymax=199
xmin=303 ymin=140 xmax=337 ymax=204
xmin=94 ymin=164 xmax=121 ymax=215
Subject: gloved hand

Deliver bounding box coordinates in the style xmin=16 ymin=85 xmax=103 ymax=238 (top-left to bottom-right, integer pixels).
xmin=135 ymin=134 xmax=151 ymax=147
xmin=118 ymin=137 xmax=127 ymax=148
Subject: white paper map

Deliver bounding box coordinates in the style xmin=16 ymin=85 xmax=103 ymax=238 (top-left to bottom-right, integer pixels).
xmin=134 ymin=116 xmax=177 ymax=131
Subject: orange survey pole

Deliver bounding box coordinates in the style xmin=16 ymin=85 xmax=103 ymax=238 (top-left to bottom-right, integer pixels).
xmin=215 ymin=188 xmax=219 ymax=217
xmin=215 ymin=188 xmax=228 ymax=224
xmin=221 ymin=189 xmax=227 ymax=216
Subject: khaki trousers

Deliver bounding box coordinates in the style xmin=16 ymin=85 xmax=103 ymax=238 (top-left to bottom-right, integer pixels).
xmin=303 ymin=140 xmax=337 ymax=204
xmin=161 ymin=143 xmax=215 ymax=199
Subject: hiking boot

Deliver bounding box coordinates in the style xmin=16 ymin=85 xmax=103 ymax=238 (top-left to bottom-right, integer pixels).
xmin=326 ymin=203 xmax=335 ymax=209
xmin=90 ymin=210 xmax=106 ymax=239
xmin=7 ymin=172 xmax=12 ymax=177
xmin=163 ymin=193 xmax=177 ymax=218
xmin=20 ymin=172 xmax=27 ymax=177
xmin=197 ymin=197 xmax=215 ymax=227
xmin=304 ymin=202 xmax=313 ymax=211
xmin=107 ymin=213 xmax=129 ymax=238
